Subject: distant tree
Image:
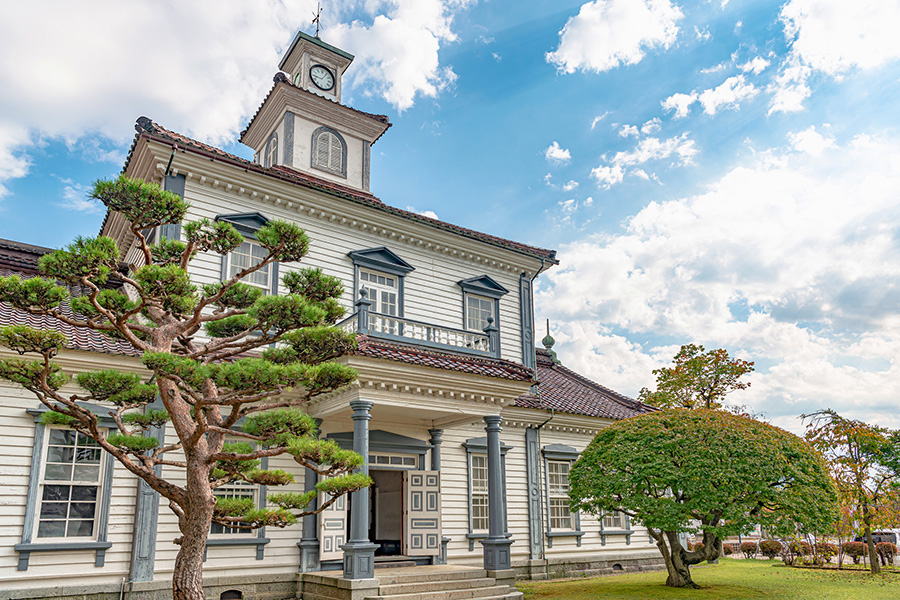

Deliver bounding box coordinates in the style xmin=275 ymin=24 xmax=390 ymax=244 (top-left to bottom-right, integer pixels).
xmin=638 ymin=344 xmax=754 ymax=410
xmin=0 ymin=176 xmax=369 ymax=600
xmin=802 ymin=409 xmax=900 ymax=574
xmin=569 ymin=409 xmax=837 ymax=588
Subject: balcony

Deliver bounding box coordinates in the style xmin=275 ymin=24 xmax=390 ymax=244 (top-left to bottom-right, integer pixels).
xmin=340 ymin=291 xmax=501 ymax=359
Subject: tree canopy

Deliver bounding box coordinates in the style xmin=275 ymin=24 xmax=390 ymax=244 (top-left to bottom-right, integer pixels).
xmin=569 ymin=409 xmax=837 ymax=588
xmin=638 ymin=343 xmax=754 ymax=410
xmin=0 ymin=176 xmax=367 ymax=600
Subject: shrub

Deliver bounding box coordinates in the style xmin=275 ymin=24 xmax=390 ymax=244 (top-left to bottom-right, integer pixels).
xmin=689 ymin=541 xmax=704 ymax=552
xmin=815 ymin=542 xmax=838 ymax=564
xmin=877 ymin=542 xmax=897 ymax=565
xmin=789 ymin=540 xmax=813 ymax=556
xmin=843 ymin=541 xmax=867 ymax=564
xmin=740 ymin=541 xmax=758 ymax=559
xmin=723 ymin=543 xmax=734 ymax=556
xmin=759 ymin=539 xmax=782 ymax=559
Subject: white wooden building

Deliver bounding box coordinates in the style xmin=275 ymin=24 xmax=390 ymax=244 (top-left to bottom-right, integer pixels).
xmin=0 ymin=30 xmax=663 ymax=600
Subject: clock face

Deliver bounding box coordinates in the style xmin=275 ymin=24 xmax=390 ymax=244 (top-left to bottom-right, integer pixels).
xmin=309 ymin=65 xmax=335 ymax=91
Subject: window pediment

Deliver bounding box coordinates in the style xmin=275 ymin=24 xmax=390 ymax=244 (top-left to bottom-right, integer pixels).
xmin=348 ymin=247 xmax=415 ymax=276
xmin=458 ymin=276 xmax=509 ymax=299
xmin=215 ymin=213 xmax=270 ymax=239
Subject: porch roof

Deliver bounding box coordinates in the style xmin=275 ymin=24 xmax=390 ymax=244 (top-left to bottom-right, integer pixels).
xmin=514 ymin=348 xmax=655 ymax=420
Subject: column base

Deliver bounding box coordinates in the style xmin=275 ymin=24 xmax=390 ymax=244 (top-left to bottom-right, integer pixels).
xmin=480 ymin=537 xmax=513 ymax=571
xmin=298 ymin=539 xmax=320 ymax=573
xmin=341 ymin=542 xmax=378 ymax=579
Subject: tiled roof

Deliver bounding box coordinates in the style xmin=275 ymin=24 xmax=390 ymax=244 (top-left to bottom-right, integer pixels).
xmin=124 ymin=118 xmax=558 ymax=263
xmin=240 ymin=73 xmax=391 ymax=143
xmin=514 ymin=348 xmax=655 ymax=420
xmin=353 ymin=335 xmax=534 ymax=382
xmin=0 ymin=240 xmax=141 ymax=357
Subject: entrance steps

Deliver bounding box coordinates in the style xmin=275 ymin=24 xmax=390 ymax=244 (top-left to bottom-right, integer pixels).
xmin=364 ymin=567 xmax=523 ymax=600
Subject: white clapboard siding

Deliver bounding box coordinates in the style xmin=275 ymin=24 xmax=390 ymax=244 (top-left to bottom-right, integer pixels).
xmin=177 ymin=179 xmax=526 ymax=364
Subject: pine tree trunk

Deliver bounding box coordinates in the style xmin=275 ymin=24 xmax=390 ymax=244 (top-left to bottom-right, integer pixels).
xmin=172 ymin=452 xmax=216 ymax=600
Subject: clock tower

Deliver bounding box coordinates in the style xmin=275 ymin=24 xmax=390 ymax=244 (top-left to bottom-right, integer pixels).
xmin=240 ymin=30 xmax=391 ymax=193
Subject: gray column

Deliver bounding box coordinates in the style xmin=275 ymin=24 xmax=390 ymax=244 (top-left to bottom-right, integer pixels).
xmin=298 ymin=465 xmax=320 ymax=573
xmin=480 ymin=415 xmax=513 ymax=570
xmin=341 ymin=400 xmax=377 ymax=579
xmin=524 ymin=427 xmax=543 ymax=560
xmin=131 ymin=400 xmax=167 ymax=581
xmin=428 ymin=428 xmax=443 ymax=470
xmin=356 ymin=290 xmax=372 ymax=334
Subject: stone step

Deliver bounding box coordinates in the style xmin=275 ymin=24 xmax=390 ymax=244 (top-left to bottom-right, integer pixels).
xmin=374 ymin=568 xmax=488 ymax=585
xmin=377 ymin=577 xmax=498 ymax=596
xmin=366 ymin=584 xmax=510 ymax=600
xmin=375 ymin=560 xmax=418 ymax=569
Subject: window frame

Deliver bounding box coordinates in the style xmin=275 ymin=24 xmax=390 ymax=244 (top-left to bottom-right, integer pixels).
xmin=348 ymin=247 xmax=415 ymax=319
xmin=541 ymin=444 xmax=584 ymax=547
xmin=225 ymin=240 xmax=274 ymax=294
xmin=463 ymin=437 xmax=510 ymax=551
xmin=263 ymin=132 xmax=278 ymax=168
xmin=15 ymin=404 xmax=117 ymax=571
xmin=457 ymin=276 xmax=509 ymax=333
xmin=310 ymin=126 xmax=348 ymax=178
xmin=599 ymin=509 xmax=632 ymax=546
xmin=216 ymin=213 xmax=279 ymax=296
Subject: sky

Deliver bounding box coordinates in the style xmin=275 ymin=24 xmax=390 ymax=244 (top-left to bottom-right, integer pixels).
xmin=1 ymin=0 xmax=899 ymax=433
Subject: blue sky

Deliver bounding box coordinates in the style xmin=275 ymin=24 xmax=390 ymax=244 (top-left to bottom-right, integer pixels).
xmin=2 ymin=0 xmax=900 ymax=432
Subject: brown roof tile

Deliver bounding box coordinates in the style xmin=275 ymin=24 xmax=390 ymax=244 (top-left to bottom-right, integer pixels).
xmin=514 ymin=348 xmax=655 ymax=419
xmin=353 ymin=335 xmax=534 ymax=382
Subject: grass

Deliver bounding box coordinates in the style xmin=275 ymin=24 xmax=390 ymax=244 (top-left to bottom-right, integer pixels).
xmin=517 ymin=558 xmax=900 ymax=600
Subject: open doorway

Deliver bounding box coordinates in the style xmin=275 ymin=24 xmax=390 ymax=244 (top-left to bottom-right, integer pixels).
xmin=370 ymin=469 xmax=403 ymax=556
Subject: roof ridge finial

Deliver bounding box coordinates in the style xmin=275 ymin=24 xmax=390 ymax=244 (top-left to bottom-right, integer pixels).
xmin=541 ymin=319 xmax=559 ymax=363
xmin=312 ymin=2 xmax=324 ymax=38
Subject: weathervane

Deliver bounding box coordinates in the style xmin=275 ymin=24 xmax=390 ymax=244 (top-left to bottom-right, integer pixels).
xmin=312 ymin=3 xmax=324 ymax=37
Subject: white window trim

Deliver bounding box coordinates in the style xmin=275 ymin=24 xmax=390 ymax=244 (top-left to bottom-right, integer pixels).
xmin=542 ymin=444 xmax=584 ymax=547
xmin=465 ymin=292 xmax=496 ymax=333
xmin=226 ymin=240 xmax=274 ymax=294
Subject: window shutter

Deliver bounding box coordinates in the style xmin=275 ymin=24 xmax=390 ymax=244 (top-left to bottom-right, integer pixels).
xmin=329 ymin=133 xmax=342 ymax=170
xmin=315 ymin=132 xmax=330 ymax=167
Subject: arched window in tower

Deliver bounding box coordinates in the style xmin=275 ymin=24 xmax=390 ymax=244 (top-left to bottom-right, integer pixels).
xmin=311 ymin=126 xmax=347 ymax=177
xmin=263 ymin=133 xmax=278 ymax=168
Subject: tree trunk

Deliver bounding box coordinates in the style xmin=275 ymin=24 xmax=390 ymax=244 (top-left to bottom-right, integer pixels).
xmin=647 ymin=529 xmax=720 ymax=588
xmin=172 ymin=451 xmax=216 ymax=600
xmin=864 ymin=525 xmax=880 ymax=575
xmin=665 ymin=546 xmax=698 ymax=588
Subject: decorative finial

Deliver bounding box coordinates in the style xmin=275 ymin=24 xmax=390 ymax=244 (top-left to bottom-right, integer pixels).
xmin=541 ymin=319 xmax=559 ymax=363
xmin=312 ymin=3 xmax=324 ymax=37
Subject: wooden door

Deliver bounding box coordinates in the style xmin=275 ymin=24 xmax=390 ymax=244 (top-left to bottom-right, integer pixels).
xmin=403 ymin=471 xmax=441 ymax=556
xmin=319 ymin=492 xmax=348 ymax=561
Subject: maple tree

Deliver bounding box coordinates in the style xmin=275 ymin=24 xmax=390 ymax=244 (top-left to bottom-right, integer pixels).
xmin=639 ymin=343 xmax=754 ymax=410
xmin=0 ymin=176 xmax=369 ymax=600
xmin=802 ymin=409 xmax=900 ymax=574
xmin=569 ymin=409 xmax=837 ymax=588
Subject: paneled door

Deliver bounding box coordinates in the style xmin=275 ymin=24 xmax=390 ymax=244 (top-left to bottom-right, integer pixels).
xmin=402 ymin=471 xmax=441 ymax=556
xmin=319 ymin=492 xmax=348 ymax=561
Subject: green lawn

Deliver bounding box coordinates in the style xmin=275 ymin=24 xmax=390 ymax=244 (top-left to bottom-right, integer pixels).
xmin=517 ymin=558 xmax=900 ymax=600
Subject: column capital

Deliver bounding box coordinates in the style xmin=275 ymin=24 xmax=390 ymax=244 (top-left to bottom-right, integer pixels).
xmin=483 ymin=414 xmax=502 ymax=430
xmin=428 ymin=428 xmax=444 ymax=443
xmin=350 ymin=400 xmax=374 ymax=420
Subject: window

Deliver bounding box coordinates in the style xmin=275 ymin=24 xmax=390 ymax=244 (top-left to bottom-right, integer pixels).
xmin=227 ymin=241 xmax=271 ymax=292
xmin=542 ymin=443 xmax=584 ymax=547
xmin=211 ymin=480 xmax=257 ymax=536
xmin=16 ymin=405 xmax=116 ymax=571
xmin=37 ymin=428 xmax=103 ymax=539
xmin=466 ymin=294 xmax=494 ymax=332
xmin=470 ymin=454 xmax=489 ymax=531
xmin=463 ymin=437 xmax=510 ymax=550
xmin=600 ymin=509 xmax=632 ymax=545
xmin=370 ymin=453 xmax=418 ymax=468
xmin=264 ymin=133 xmax=278 ymax=168
xmin=360 ymin=269 xmax=398 ymax=316
xmin=547 ymin=460 xmax=572 ymax=530
xmin=602 ymin=511 xmax=627 ymax=530
xmin=311 ymin=127 xmax=347 ymax=177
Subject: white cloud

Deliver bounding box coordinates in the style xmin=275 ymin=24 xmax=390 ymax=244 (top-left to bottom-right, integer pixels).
xmin=0 ymin=1 xmax=471 ymax=194
xmin=698 ymin=75 xmax=758 ymax=115
xmin=619 ymin=124 xmax=640 ymax=138
xmin=591 ymin=133 xmax=698 ymax=188
xmin=739 ymin=56 xmax=770 ymax=74
xmin=545 ymin=141 xmax=572 ymax=163
xmin=788 ymin=125 xmax=836 ymax=157
xmin=590 ymin=112 xmax=609 ymax=129
xmin=641 ymin=117 xmax=662 ymax=134
xmin=492 ymin=52 xmax=502 ymax=62
xmin=694 ymin=26 xmax=711 ymax=42
xmin=538 ymin=133 xmax=900 ymax=429
xmin=562 ymin=180 xmax=580 ymax=191
xmin=771 ymin=0 xmax=900 ymax=113
xmin=406 ymin=205 xmax=440 ymax=220
xmin=57 ymin=180 xmax=102 ymax=213
xmin=661 ymin=92 xmax=697 ymax=118
xmin=546 ymin=0 xmax=683 ymax=73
